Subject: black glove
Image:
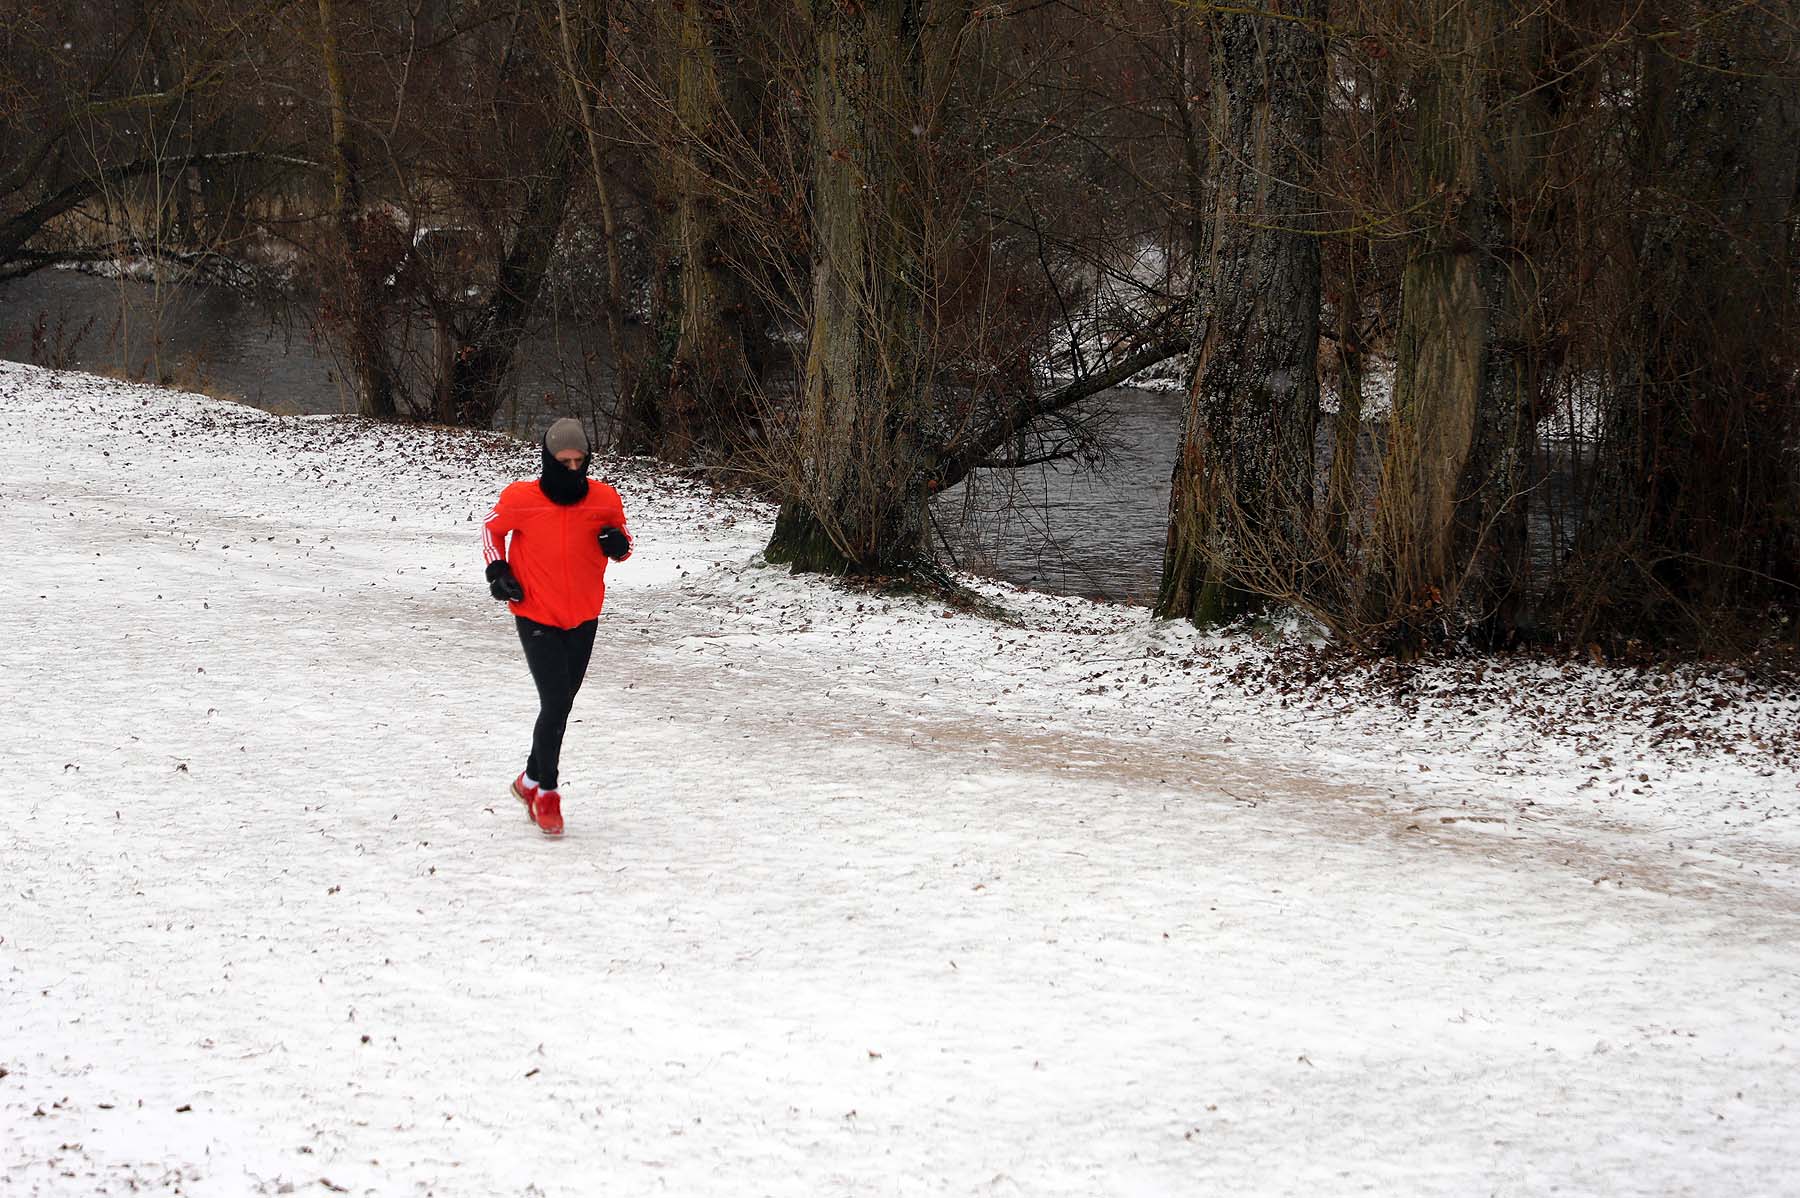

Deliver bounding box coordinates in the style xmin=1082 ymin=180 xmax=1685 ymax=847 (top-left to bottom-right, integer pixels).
xmin=597 ymin=526 xmax=630 ymax=560
xmin=486 ymin=560 xmax=525 ymax=602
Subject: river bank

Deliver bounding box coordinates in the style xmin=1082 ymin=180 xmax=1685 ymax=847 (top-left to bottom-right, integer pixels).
xmin=0 ymin=268 xmax=1198 ymax=602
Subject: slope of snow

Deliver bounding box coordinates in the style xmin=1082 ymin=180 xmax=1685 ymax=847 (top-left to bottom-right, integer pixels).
xmin=2 ymin=362 xmax=1796 ymax=1197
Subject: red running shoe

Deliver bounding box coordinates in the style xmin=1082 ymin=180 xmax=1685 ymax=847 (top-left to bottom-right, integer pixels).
xmin=510 ymin=772 xmax=538 ymax=817
xmin=531 ymin=789 xmax=564 ymax=837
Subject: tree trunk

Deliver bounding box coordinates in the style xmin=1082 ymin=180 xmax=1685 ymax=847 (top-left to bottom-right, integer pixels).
xmin=1360 ymin=0 xmax=1491 ymax=646
xmin=656 ymin=0 xmax=757 ymax=463
xmin=1453 ymin=8 xmax=1557 ymax=645
xmin=1323 ymin=231 xmax=1366 ymax=561
xmin=1155 ymin=3 xmax=1325 ymax=627
xmin=555 ymin=0 xmax=650 ymax=445
xmin=317 ymin=0 xmax=397 ymax=420
xmin=764 ymin=1 xmax=966 ymax=576
xmin=1574 ymin=3 xmax=1800 ymax=642
xmin=446 ymin=119 xmax=582 ymax=427
xmin=1356 ymin=2 xmax=1563 ymax=651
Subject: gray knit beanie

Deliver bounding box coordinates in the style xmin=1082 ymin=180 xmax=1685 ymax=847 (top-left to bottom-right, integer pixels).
xmin=544 ymin=417 xmax=588 ymax=456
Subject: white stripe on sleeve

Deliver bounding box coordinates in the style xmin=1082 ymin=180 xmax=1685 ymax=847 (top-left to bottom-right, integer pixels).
xmin=481 ymin=505 xmax=507 ymax=564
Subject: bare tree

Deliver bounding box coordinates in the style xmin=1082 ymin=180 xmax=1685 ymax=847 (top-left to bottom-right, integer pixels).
xmin=1156 ymin=1 xmax=1327 ymax=627
xmin=1565 ymin=0 xmax=1800 ymax=645
xmin=0 ymin=0 xmax=309 ymax=281
xmin=1356 ymin=0 xmax=1554 ymax=651
xmin=316 ymin=0 xmax=398 ymax=418
xmin=762 ymin=0 xmax=972 ymax=574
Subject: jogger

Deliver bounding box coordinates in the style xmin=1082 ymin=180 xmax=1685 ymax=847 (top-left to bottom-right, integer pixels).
xmin=482 ymin=417 xmax=632 ymax=836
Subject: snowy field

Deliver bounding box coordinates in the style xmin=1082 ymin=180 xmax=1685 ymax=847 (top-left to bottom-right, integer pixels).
xmin=3 ymin=360 xmax=1798 ymax=1197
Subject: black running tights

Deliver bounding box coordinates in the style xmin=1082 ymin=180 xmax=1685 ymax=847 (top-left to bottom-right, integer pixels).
xmin=514 ymin=615 xmax=598 ymax=791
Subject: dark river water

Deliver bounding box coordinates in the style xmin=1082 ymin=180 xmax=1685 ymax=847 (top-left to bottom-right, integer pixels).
xmin=0 ymin=269 xmax=342 ymax=413
xmin=0 ymin=271 xmax=1185 ymax=602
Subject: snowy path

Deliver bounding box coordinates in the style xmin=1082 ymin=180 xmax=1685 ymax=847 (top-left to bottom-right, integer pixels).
xmin=3 ymin=363 xmax=1797 ymax=1196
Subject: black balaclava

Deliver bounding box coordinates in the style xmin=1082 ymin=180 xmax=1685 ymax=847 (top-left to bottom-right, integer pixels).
xmin=538 ymin=417 xmax=591 ymax=506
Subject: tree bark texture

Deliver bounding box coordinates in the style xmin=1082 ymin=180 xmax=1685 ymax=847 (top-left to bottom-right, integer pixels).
xmin=1323 ymin=231 xmax=1366 ymax=562
xmin=1361 ymin=2 xmax=1485 ymax=640
xmin=1350 ymin=2 xmax=1566 ymax=649
xmin=765 ymin=0 xmax=968 ymax=576
xmin=1155 ymin=3 xmax=1325 ymax=627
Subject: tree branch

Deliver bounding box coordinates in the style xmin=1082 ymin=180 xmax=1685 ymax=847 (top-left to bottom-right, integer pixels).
xmin=0 ymin=150 xmax=318 ymax=272
xmin=933 ymin=332 xmax=1188 ymax=493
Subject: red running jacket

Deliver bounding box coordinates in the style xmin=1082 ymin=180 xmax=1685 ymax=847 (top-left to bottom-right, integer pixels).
xmin=482 ymin=480 xmax=632 ymax=629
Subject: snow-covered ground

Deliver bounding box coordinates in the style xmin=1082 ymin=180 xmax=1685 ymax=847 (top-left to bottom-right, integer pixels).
xmin=3 ymin=361 xmax=1797 ymax=1197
